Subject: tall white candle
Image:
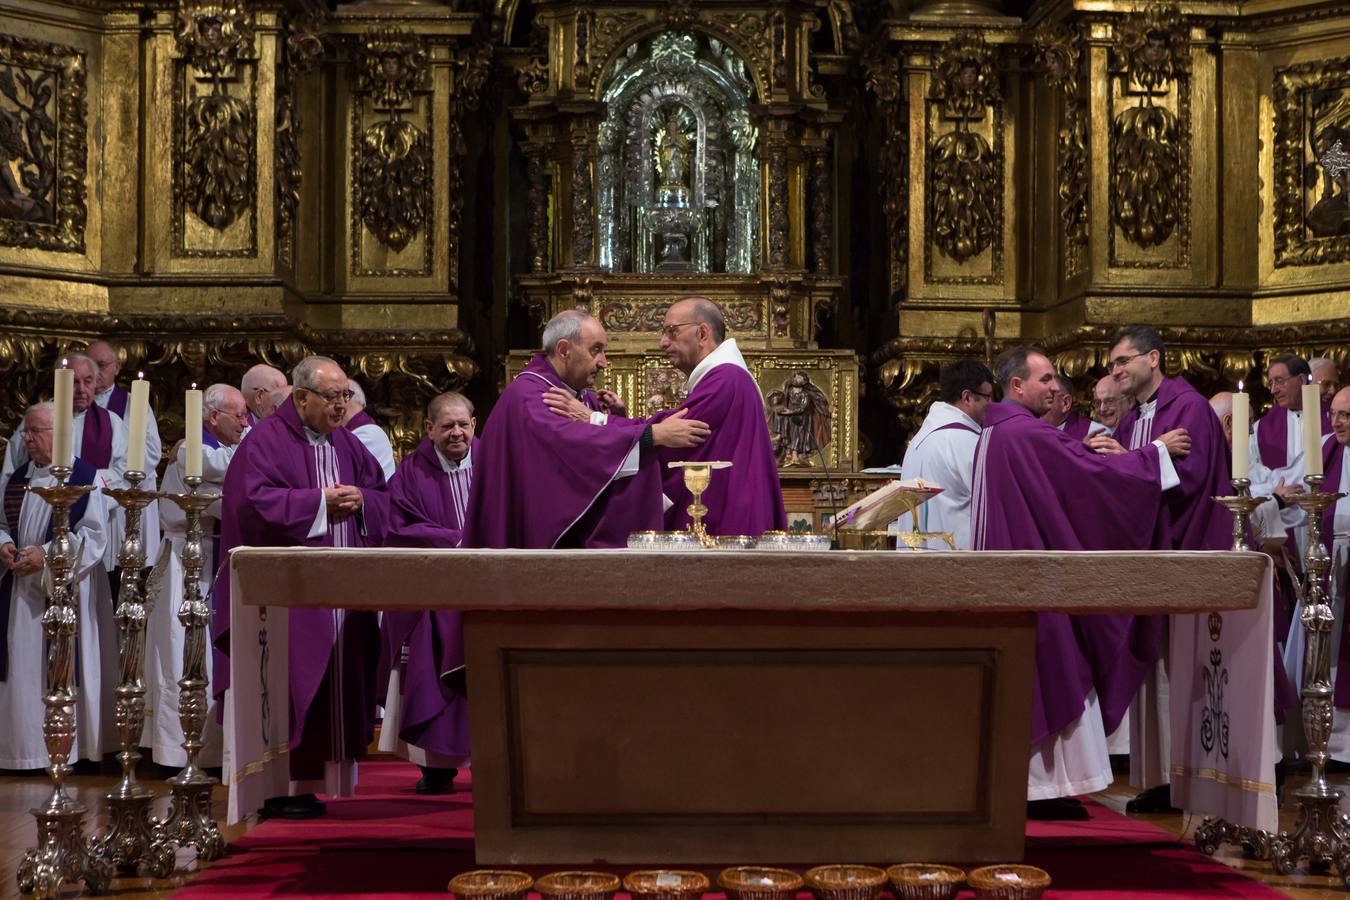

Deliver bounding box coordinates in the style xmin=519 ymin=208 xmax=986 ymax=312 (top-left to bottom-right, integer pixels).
xmin=52 ymin=364 xmax=73 ymax=470
xmin=1304 ymin=378 xmax=1323 ymax=476
xmin=1232 ymin=382 xmax=1249 ymax=481
xmin=126 ymin=374 xmax=149 ymax=474
xmin=185 ymin=384 xmax=203 ymax=479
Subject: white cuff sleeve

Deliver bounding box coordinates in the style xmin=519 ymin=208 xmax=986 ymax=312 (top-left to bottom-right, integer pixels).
xmin=615 ymin=441 xmax=641 ymax=479
xmin=307 ymin=492 xmax=328 ymax=539
xmin=1153 ymin=440 xmax=1181 ymax=492
xmin=589 ymin=411 xmax=609 ymax=426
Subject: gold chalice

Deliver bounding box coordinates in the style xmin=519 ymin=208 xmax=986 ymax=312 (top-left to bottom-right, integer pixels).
xmin=668 ymin=460 xmax=733 ymax=548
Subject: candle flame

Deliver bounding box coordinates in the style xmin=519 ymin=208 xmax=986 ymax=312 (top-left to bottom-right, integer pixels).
xmin=137 ymin=370 xmax=144 ymax=379
xmin=191 ymin=382 xmax=198 ymax=390
xmin=1238 ymin=380 xmax=1244 ymax=392
xmin=60 ymin=357 xmax=68 ymax=367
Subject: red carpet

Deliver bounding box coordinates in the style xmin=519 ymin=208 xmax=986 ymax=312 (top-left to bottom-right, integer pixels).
xmin=176 ymin=762 xmax=1284 ymax=898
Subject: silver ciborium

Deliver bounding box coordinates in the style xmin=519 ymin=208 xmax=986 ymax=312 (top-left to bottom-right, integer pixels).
xmin=92 ymin=470 xmax=175 ymax=877
xmin=149 ymin=474 xmax=224 ymax=863
xmin=16 ymin=465 xmax=113 ymax=898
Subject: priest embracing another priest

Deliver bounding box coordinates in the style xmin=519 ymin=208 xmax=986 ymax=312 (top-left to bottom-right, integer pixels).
xmin=463 ymin=302 xmax=785 ymax=549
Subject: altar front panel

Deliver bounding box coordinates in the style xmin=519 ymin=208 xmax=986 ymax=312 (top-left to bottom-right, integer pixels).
xmin=466 ymin=609 xmax=1034 ymax=864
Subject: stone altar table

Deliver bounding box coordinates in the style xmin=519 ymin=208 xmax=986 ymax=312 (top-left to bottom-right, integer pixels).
xmin=226 ymin=548 xmax=1268 ymax=865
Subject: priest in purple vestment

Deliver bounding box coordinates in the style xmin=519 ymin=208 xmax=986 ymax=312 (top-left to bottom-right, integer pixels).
xmin=216 ymin=356 xmax=390 ymax=819
xmin=1042 ymin=373 xmax=1095 ymax=441
xmin=462 ymin=310 xmax=709 ymax=549
xmin=378 ymin=391 xmax=476 ymax=795
xmin=1105 ymin=325 xmax=1235 ymax=813
xmin=1319 ymin=388 xmax=1350 ymax=765
xmin=544 ymin=298 xmax=786 ymax=537
xmin=971 ymin=346 xmax=1189 ymax=821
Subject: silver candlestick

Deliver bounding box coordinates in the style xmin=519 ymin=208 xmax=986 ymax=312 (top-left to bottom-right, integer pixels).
xmin=149 ymin=474 xmax=224 ymax=862
xmin=92 ymin=471 xmax=174 ymax=877
xmin=1264 ymin=475 xmax=1350 ymax=881
xmin=16 ymin=466 xmax=113 ymax=898
xmin=1195 ymin=477 xmax=1278 ymax=859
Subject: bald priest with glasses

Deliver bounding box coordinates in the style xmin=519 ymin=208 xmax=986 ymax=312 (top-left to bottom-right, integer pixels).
xmin=215 ymin=355 xmax=391 ymax=820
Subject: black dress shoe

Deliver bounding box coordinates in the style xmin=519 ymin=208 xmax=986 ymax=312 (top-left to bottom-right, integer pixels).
xmin=1125 ymin=784 xmax=1180 ymax=814
xmin=1027 ymin=798 xmax=1090 ymax=821
xmin=415 ymin=767 xmax=458 ymax=795
xmin=258 ymin=794 xmax=326 ymax=820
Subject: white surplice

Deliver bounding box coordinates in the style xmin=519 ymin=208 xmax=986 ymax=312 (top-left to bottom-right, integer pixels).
xmin=352 ymin=422 xmax=396 ymax=482
xmin=890 ymin=401 xmax=980 ymax=550
xmin=0 ymin=464 xmax=116 ymax=768
xmin=143 ymin=441 xmax=233 ymax=767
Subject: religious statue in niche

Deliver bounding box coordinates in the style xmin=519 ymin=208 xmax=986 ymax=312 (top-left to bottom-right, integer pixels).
xmin=0 ymin=80 xmax=53 ymax=224
xmin=766 ymin=371 xmax=832 ymax=467
xmin=595 ymin=31 xmax=759 ymax=273
xmin=1306 ymin=87 xmax=1350 ymax=238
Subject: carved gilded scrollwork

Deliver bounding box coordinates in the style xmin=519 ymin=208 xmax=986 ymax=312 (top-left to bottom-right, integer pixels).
xmin=599 ymin=299 xmax=762 ymax=333
xmin=864 ymin=48 xmax=906 ymax=298
xmin=574 ymin=9 xmax=594 ymax=90
xmin=810 ymin=146 xmax=831 ymax=273
xmin=588 ymin=10 xmax=650 ymax=91
xmin=174 ymin=2 xmax=256 ymax=239
xmin=1273 ymin=54 xmax=1350 ymax=268
xmin=1034 ymin=21 xmax=1088 ymax=277
xmin=665 ymin=0 xmax=697 ymax=30
xmin=353 ymin=28 xmax=432 ymax=257
xmin=525 ymin=145 xmax=550 ymax=272
xmin=770 ymin=272 xmax=791 ymax=337
xmin=518 ymin=23 xmax=549 ymax=95
xmin=571 ymin=273 xmax=593 ymax=311
xmin=0 ymin=33 xmax=87 ymax=253
xmin=928 ymin=31 xmax=1001 ymax=265
xmin=275 ymin=14 xmax=323 ymax=268
xmin=699 ymin=11 xmax=772 ymax=97
xmin=765 ymin=126 xmax=789 ymax=269
xmin=1109 ymin=3 xmax=1189 ymax=250
xmin=571 ymin=120 xmax=596 ymax=266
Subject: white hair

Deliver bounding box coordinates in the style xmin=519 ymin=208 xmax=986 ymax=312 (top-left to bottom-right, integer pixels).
xmin=542 ymin=310 xmax=591 ymax=356
xmin=1311 ymin=357 xmax=1336 ymax=370
xmin=348 ymin=381 xmax=367 ymax=407
xmin=62 ymin=353 xmax=96 ymax=377
xmin=291 ymin=356 xmax=343 ymax=390
xmin=25 ymin=401 xmax=54 ymax=417
xmin=203 ymin=383 xmax=243 ymax=411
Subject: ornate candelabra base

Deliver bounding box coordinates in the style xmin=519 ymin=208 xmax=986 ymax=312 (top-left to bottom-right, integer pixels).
xmin=17 ymin=803 xmax=112 ymax=898
xmin=96 ymin=790 xmax=173 ymax=877
xmin=152 ymin=773 xmax=223 ymax=863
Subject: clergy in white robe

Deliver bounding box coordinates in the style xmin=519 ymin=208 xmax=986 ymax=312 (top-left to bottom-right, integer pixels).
xmin=890 ymin=358 xmax=992 ymax=550
xmin=1312 ymin=357 xmax=1340 ymax=405
xmin=342 ymin=382 xmax=396 ymax=481
xmin=88 ymin=340 xmax=162 ymax=576
xmin=0 ymin=403 xmax=116 ymax=769
xmin=143 ymin=384 xmax=247 ymax=767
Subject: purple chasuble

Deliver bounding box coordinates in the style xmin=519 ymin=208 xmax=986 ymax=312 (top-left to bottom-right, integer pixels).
xmin=377 ymin=436 xmax=475 ymax=758
xmin=79 ymin=403 xmax=115 ymax=470
xmin=213 ymin=397 xmax=390 ymax=773
xmin=649 ymin=360 xmax=787 ymax=536
xmin=1255 ymin=399 xmax=1332 ymax=470
xmin=971 ymin=401 xmax=1166 ymax=744
xmin=1318 ymin=438 xmax=1350 ymax=707
xmin=104 ymin=385 xmax=130 ymax=419
xmin=462 ymin=354 xmax=662 ymax=549
xmin=1060 ymin=409 xmax=1092 ymax=442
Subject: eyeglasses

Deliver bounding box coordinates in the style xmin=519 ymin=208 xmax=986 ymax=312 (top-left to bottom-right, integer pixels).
xmin=1333 ymin=410 xmax=1350 ymax=424
xmin=1268 ymin=374 xmax=1300 ymax=389
xmin=1092 ymin=397 xmax=1120 ymax=408
xmin=970 ymin=389 xmax=993 ymax=400
xmin=300 ymin=388 xmax=354 ymax=406
xmin=1106 ymin=352 xmax=1145 ymax=372
xmin=659 ymin=322 xmax=698 ymax=338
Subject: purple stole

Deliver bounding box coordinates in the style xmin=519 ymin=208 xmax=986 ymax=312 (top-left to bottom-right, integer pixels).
xmin=0 ymin=458 xmax=96 ymax=681
xmin=346 ymin=410 xmax=379 ymax=432
xmin=79 ymin=404 xmax=115 ymax=471
xmin=1256 ymin=400 xmax=1332 ymax=470
xmin=103 ymin=385 xmax=129 ymax=419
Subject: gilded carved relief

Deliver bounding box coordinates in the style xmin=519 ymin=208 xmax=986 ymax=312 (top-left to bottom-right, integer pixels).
xmin=275 ymin=14 xmax=323 ymax=269
xmin=1108 ymin=4 xmax=1190 ymax=256
xmin=352 ymin=28 xmax=433 ymax=270
xmin=864 ymin=49 xmax=906 ymax=298
xmin=173 ymin=2 xmax=257 ymax=256
xmin=1034 ymin=21 xmax=1088 ymax=278
xmin=927 ymin=31 xmax=1002 ymax=270
xmin=1273 ymin=54 xmax=1350 ymax=267
xmin=598 ymin=299 xmax=762 ymax=333
xmin=0 ymin=33 xmax=87 ymax=253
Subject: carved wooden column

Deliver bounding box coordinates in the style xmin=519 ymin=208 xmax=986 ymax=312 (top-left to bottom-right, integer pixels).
xmin=524 ymin=143 xmax=551 ymax=273
xmin=865 ymin=51 xmax=907 ymax=301
xmin=762 ymin=115 xmax=792 ymax=269
xmin=569 ymin=116 xmax=599 ymax=268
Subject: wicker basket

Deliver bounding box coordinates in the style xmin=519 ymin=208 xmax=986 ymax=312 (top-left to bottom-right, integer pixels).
xmin=804 ymin=864 xmax=887 ymax=900
xmin=447 ymin=869 xmax=534 ymax=900
xmin=717 ymin=866 xmax=804 ymax=900
xmin=623 ymin=869 xmax=711 ymax=900
xmin=967 ymin=865 xmax=1051 ymax=900
xmin=535 ymin=871 xmax=622 ymax=900
xmin=884 ymin=864 xmax=966 ymax=900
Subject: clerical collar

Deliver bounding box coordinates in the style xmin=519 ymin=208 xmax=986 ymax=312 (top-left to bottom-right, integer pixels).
xmin=684 ymin=338 xmax=750 ymax=394
xmin=302 ymin=424 xmax=330 ymax=446
xmin=436 ymin=444 xmax=473 ymax=474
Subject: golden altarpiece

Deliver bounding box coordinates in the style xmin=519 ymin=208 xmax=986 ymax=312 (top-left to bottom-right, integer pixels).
xmin=0 ymin=0 xmax=1349 ymax=506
